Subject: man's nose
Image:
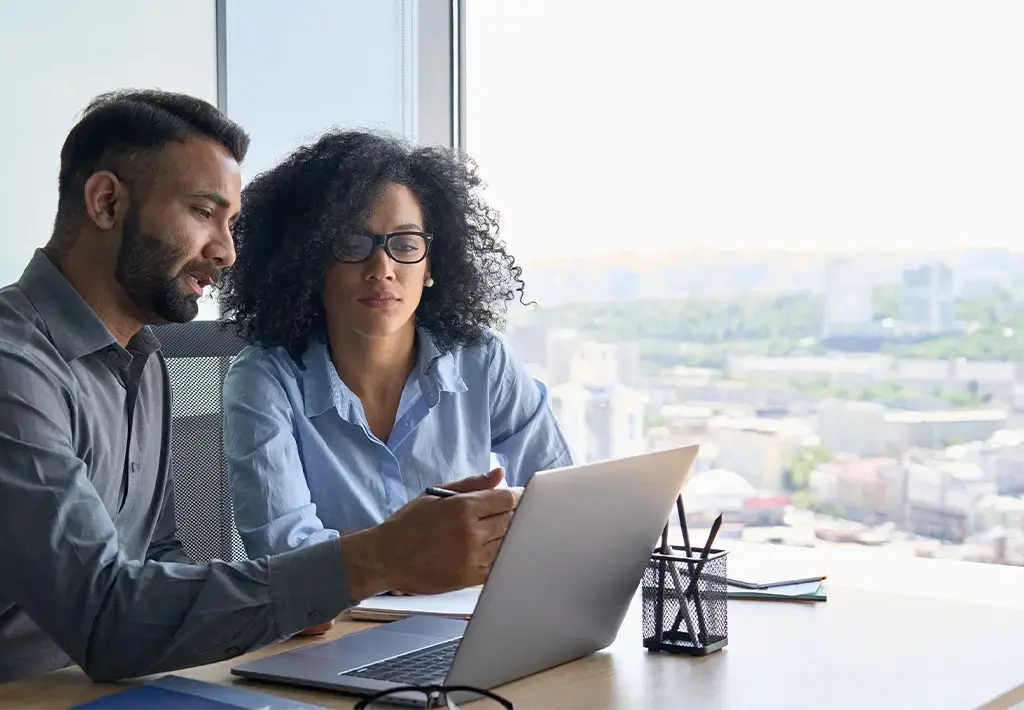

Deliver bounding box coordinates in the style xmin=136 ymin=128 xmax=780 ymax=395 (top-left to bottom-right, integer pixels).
xmin=204 ymin=225 xmax=236 ymax=268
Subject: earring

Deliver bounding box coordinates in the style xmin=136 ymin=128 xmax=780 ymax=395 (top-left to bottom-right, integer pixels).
xmin=424 ymin=278 xmax=435 ymax=287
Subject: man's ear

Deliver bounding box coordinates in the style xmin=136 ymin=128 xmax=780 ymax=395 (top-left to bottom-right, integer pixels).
xmin=82 ymin=171 xmax=127 ymax=230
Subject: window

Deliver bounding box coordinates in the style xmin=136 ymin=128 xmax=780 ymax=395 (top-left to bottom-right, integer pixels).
xmin=0 ymin=0 xmax=220 ymax=317
xmin=467 ymin=1 xmax=1024 ymax=566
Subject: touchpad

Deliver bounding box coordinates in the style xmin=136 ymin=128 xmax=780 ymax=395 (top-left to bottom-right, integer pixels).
xmin=298 ymin=616 xmax=467 ymax=671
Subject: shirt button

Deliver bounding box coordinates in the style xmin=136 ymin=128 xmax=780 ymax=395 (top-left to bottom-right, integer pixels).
xmin=226 ymin=645 xmax=241 ymax=656
xmin=307 ymin=610 xmax=322 ymax=623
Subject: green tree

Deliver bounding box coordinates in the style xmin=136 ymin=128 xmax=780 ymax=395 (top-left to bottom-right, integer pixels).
xmin=786 ymin=446 xmax=832 ymax=491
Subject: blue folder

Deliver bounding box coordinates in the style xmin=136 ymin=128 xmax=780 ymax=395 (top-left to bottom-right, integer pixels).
xmin=71 ymin=674 xmax=327 ymax=709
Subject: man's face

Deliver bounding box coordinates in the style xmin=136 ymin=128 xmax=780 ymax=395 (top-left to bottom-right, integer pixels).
xmin=115 ymin=139 xmax=241 ymax=324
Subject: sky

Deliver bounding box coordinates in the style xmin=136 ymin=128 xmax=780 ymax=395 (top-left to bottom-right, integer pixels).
xmin=465 ymin=1 xmax=1024 ymax=260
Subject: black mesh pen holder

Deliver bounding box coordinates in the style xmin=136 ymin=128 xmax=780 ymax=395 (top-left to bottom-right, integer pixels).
xmin=642 ymin=545 xmax=729 ymax=656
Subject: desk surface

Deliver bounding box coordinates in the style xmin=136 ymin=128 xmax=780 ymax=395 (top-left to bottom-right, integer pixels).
xmin=2 ymin=583 xmax=1022 ymax=710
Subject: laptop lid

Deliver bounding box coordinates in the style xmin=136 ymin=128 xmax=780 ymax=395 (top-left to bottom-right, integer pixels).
xmin=442 ymin=444 xmax=698 ymax=691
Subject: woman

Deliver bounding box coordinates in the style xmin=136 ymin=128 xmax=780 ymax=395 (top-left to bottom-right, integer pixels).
xmin=219 ymin=130 xmax=574 ymax=561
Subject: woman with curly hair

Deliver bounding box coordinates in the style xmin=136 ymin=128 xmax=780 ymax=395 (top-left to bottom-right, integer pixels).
xmin=219 ymin=130 xmax=573 ymax=565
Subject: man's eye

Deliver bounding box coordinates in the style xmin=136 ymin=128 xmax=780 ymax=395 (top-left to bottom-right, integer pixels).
xmin=194 ymin=207 xmax=213 ymax=219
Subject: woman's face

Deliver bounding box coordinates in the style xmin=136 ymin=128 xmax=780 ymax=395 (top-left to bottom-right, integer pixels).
xmin=321 ymin=183 xmax=431 ymax=341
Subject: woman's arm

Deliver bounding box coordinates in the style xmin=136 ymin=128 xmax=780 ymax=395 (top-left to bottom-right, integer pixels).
xmin=223 ymin=349 xmax=339 ymax=558
xmin=486 ymin=332 xmax=576 ymax=484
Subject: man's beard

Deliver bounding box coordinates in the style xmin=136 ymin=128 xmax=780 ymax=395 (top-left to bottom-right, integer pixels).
xmin=114 ymin=204 xmax=214 ymax=324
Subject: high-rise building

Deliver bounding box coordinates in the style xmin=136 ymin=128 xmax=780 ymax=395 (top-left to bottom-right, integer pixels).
xmin=550 ymin=382 xmax=647 ymax=464
xmin=900 ymin=262 xmax=955 ymax=334
xmin=823 ymin=258 xmax=874 ymax=338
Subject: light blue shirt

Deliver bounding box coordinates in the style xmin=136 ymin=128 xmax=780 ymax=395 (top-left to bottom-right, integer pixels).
xmin=223 ymin=327 xmax=574 ymax=559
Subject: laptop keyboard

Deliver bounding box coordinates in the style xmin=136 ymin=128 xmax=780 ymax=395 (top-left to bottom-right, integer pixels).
xmin=348 ymin=638 xmax=461 ymax=686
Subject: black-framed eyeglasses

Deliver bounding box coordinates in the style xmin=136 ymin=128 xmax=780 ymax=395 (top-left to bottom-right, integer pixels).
xmin=333 ymin=230 xmax=433 ymax=265
xmin=353 ymin=684 xmax=513 ymax=709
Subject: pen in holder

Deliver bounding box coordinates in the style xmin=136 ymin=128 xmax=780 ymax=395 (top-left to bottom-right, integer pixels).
xmin=642 ymin=497 xmax=728 ymax=656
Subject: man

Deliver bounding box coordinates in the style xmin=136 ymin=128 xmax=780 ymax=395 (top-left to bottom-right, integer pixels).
xmin=0 ymin=89 xmax=518 ymax=684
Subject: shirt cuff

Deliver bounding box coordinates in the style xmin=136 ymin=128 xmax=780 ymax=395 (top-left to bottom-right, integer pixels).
xmin=268 ymin=539 xmax=352 ymax=636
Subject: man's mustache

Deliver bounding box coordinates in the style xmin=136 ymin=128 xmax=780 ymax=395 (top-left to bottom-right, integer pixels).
xmin=182 ymin=262 xmax=223 ymax=289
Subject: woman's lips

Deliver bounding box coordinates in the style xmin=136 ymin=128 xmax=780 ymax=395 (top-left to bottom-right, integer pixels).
xmin=358 ymin=296 xmax=399 ymax=309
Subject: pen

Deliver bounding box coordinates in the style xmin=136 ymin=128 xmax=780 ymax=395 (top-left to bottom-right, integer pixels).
xmin=424 ymin=486 xmax=457 ymax=498
xmin=676 ymin=495 xmax=693 ymax=559
xmin=684 ymin=513 xmax=724 ymax=599
xmin=670 ymin=495 xmax=708 ymax=643
xmin=672 ymin=512 xmax=724 ymax=643
xmin=726 ymin=576 xmax=825 ymax=591
xmin=661 ymin=519 xmax=699 ymax=647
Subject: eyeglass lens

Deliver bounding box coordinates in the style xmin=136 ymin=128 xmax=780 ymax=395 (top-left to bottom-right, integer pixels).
xmin=338 ymin=232 xmax=428 ymax=264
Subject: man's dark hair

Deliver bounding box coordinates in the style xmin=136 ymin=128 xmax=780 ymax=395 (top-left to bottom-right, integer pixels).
xmin=219 ymin=130 xmax=527 ymax=363
xmin=48 ymin=88 xmax=250 ymax=257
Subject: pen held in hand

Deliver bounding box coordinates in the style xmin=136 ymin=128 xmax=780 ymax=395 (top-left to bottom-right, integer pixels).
xmin=423 ymin=486 xmax=458 ymax=498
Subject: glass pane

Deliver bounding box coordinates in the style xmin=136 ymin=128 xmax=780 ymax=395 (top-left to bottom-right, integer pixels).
xmin=467 ymin=1 xmax=1024 ymax=571
xmin=0 ymin=0 xmax=217 ymax=290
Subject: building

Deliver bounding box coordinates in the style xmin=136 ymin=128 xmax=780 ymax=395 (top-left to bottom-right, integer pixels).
xmin=818 ymin=400 xmax=889 ymax=456
xmin=550 ymin=382 xmax=647 ymax=464
xmin=725 ymin=353 xmax=1023 ymax=399
xmin=969 ymin=495 xmax=1024 ymax=537
xmin=681 ymin=468 xmax=756 ymax=525
xmin=725 ymin=354 xmax=889 ymax=386
xmin=905 ymin=458 xmax=996 ymax=541
xmin=505 ymin=326 xmax=643 ymax=390
xmin=885 ymin=409 xmax=1008 ymax=450
xmin=900 ymin=262 xmax=955 ymax=334
xmin=823 ymin=258 xmax=875 ymax=339
xmin=810 ymin=457 xmax=905 ymax=523
xmin=504 ymin=326 xmax=579 ymax=386
xmin=569 ymin=340 xmax=642 ymax=389
xmin=706 ymin=416 xmax=808 ymax=492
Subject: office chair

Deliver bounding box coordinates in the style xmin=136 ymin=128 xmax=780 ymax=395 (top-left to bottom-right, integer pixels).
xmin=151 ymin=319 xmax=249 ymax=562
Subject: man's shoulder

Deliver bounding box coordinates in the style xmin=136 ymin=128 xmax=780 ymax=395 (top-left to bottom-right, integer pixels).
xmin=0 ymin=287 xmax=73 ymax=419
xmin=0 ymin=284 xmax=65 ymax=374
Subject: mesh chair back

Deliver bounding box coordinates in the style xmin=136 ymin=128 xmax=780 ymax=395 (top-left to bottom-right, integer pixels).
xmin=152 ymin=320 xmax=249 ymax=562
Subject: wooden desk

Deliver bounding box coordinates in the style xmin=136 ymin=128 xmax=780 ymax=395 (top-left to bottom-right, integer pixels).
xmin=2 ymin=584 xmax=1022 ymax=710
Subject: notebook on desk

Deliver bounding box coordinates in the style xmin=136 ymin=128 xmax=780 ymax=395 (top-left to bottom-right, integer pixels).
xmin=721 ymin=544 xmax=827 ymax=590
xmin=727 ymin=579 xmax=827 ymax=602
xmin=70 ymin=675 xmax=327 ymax=709
xmin=348 ymin=587 xmax=481 ymax=621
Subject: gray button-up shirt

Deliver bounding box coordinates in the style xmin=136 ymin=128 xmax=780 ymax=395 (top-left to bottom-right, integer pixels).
xmin=0 ymin=250 xmax=352 ymax=684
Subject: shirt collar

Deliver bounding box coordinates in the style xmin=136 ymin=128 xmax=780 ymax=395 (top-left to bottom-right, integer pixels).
xmin=301 ymin=327 xmax=466 ymax=418
xmin=17 ymin=249 xmax=161 ymax=361
xmin=302 ymin=338 xmax=341 ymax=417
xmin=415 ymin=326 xmax=467 ymax=395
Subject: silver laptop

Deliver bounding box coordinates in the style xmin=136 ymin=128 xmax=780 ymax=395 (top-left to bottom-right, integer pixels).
xmin=231 ymin=445 xmax=699 ymax=705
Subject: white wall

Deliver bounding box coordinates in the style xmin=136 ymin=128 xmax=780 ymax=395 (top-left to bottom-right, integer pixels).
xmin=0 ymin=0 xmax=218 ymax=289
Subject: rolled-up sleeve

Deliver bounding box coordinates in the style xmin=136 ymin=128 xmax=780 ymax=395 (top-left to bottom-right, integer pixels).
xmin=487 ymin=333 xmax=575 ymax=484
xmin=0 ymin=348 xmax=353 ymax=682
xmin=223 ymin=351 xmax=338 ymax=558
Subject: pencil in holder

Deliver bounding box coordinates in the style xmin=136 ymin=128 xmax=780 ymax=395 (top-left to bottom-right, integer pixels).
xmin=641 ymin=544 xmax=729 ymax=655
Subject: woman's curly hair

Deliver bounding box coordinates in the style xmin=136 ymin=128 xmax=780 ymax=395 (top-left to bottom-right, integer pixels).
xmin=219 ymin=130 xmax=526 ymax=363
